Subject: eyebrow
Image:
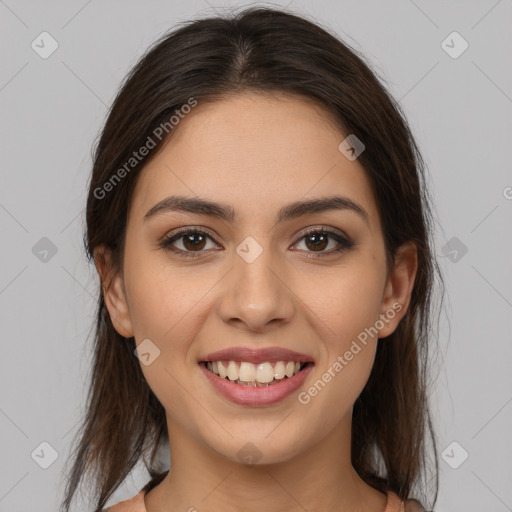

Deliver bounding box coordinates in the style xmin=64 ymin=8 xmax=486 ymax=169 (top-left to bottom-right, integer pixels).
xmin=143 ymin=194 xmax=370 ymax=227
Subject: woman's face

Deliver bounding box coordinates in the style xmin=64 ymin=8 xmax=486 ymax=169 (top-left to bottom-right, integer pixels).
xmin=99 ymin=92 xmax=416 ymax=466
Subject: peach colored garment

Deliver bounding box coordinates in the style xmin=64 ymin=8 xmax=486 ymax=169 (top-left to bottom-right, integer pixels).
xmin=106 ymin=489 xmax=405 ymax=511
xmin=385 ymin=490 xmax=405 ymax=512
xmin=106 ymin=490 xmax=146 ymax=512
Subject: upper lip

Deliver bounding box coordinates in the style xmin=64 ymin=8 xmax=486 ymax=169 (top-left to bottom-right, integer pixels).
xmin=200 ymin=346 xmax=315 ymax=365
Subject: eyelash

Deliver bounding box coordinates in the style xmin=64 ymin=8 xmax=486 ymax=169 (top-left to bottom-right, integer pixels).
xmin=159 ymin=226 xmax=355 ymax=259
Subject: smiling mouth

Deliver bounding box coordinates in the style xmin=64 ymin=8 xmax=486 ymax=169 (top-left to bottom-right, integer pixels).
xmin=200 ymin=360 xmax=313 ymax=387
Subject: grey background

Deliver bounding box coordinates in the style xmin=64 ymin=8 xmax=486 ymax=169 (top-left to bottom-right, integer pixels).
xmin=0 ymin=1 xmax=511 ymax=511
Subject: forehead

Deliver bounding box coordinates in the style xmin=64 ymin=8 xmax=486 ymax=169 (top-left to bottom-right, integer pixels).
xmin=129 ymin=92 xmax=379 ymax=230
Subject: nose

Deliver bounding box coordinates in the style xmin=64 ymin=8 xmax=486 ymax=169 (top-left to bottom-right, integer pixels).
xmin=216 ymin=244 xmax=295 ymax=333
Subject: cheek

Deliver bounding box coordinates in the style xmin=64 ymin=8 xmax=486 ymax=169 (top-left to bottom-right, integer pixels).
xmin=296 ymin=262 xmax=384 ymax=400
xmin=297 ymin=275 xmax=381 ymax=423
xmin=302 ymin=262 xmax=385 ymax=342
xmin=127 ymin=262 xmax=208 ymax=418
xmin=123 ymin=248 xmax=208 ymax=340
xmin=298 ymin=342 xmax=377 ymax=439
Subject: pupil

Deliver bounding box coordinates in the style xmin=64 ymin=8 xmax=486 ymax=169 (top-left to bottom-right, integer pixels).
xmin=307 ymin=233 xmax=327 ymax=251
xmin=185 ymin=233 xmax=205 ymax=250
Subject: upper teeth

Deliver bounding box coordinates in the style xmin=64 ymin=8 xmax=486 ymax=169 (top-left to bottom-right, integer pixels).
xmin=206 ymin=361 xmax=303 ymax=383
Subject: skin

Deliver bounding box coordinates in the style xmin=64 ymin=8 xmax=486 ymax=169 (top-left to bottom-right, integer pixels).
xmin=95 ymin=92 xmax=418 ymax=512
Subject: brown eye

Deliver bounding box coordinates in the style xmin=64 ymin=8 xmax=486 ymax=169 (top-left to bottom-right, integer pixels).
xmin=303 ymin=232 xmax=329 ymax=252
xmin=181 ymin=232 xmax=207 ymax=251
xmin=292 ymin=228 xmax=354 ymax=258
xmin=160 ymin=226 xmax=355 ymax=259
xmin=160 ymin=228 xmax=219 ymax=257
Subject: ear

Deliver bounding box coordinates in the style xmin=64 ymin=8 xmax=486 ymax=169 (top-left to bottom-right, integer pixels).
xmin=377 ymin=240 xmax=418 ymax=339
xmin=93 ymin=245 xmax=134 ymax=338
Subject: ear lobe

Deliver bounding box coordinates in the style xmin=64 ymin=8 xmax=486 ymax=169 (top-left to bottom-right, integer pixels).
xmin=377 ymin=241 xmax=418 ymax=339
xmin=93 ymin=245 xmax=134 ymax=338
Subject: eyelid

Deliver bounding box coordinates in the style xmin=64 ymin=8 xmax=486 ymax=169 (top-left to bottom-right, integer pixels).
xmin=159 ymin=224 xmax=355 ymax=257
xmin=160 ymin=224 xmax=351 ymax=243
xmin=161 ymin=225 xmax=218 ymax=242
xmin=294 ymin=225 xmax=351 ymax=243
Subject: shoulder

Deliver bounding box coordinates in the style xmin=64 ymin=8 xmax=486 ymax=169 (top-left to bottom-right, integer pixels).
xmin=404 ymin=497 xmax=428 ymax=512
xmin=104 ymin=490 xmax=146 ymax=512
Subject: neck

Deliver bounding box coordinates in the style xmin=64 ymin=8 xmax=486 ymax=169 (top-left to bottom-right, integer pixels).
xmin=144 ymin=413 xmax=387 ymax=512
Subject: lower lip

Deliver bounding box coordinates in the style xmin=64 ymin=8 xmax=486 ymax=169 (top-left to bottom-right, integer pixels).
xmin=199 ymin=362 xmax=314 ymax=406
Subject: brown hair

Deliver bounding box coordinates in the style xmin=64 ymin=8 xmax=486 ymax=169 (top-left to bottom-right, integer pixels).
xmin=60 ymin=6 xmax=443 ymax=511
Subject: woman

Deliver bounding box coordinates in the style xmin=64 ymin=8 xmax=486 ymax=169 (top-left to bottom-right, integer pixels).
xmin=61 ymin=6 xmax=443 ymax=512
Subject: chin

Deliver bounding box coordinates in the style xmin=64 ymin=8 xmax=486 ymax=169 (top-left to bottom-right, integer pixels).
xmin=206 ymin=432 xmax=308 ymax=467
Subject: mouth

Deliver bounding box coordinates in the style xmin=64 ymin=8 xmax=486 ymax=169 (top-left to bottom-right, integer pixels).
xmin=198 ymin=358 xmax=315 ymax=406
xmin=199 ymin=360 xmax=314 ymax=387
